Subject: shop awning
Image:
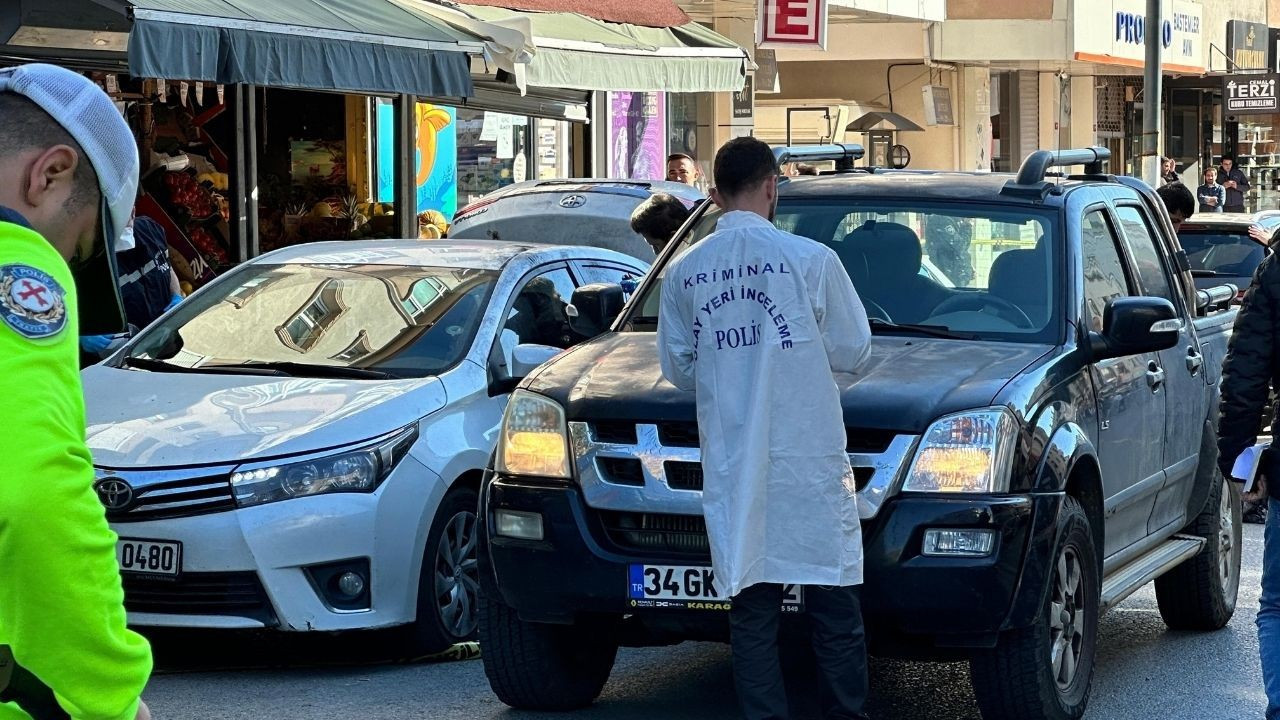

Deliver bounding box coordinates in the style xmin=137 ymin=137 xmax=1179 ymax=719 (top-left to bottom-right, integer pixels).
xmin=113 ymin=0 xmax=484 ymax=97
xmin=420 ymin=3 xmax=750 ymax=93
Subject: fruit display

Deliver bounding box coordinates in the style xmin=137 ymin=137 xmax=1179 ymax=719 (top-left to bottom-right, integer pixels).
xmin=189 ymin=226 xmax=229 ymax=265
xmin=163 ymin=170 xmax=217 ymax=220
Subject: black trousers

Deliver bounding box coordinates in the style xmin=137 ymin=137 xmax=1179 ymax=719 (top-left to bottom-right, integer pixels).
xmin=1226 ymin=204 xmax=1247 ymax=214
xmin=729 ymin=583 xmax=869 ymax=720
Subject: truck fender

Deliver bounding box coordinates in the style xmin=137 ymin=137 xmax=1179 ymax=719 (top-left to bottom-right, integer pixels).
xmin=1031 ymin=421 xmax=1098 ymax=494
xmin=1003 ymin=423 xmax=1099 ymax=630
xmin=1183 ymin=418 xmax=1222 ymax=522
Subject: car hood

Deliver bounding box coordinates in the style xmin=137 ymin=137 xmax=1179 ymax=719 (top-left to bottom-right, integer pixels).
xmin=525 ymin=333 xmax=1052 ymax=433
xmin=82 ymin=365 xmax=447 ymax=468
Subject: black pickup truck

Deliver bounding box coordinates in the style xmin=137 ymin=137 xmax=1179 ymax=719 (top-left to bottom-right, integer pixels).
xmin=476 ymin=147 xmax=1242 ymax=720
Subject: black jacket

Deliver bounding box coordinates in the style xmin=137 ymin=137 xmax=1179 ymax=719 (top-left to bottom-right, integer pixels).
xmin=1219 ymin=255 xmax=1279 ymax=477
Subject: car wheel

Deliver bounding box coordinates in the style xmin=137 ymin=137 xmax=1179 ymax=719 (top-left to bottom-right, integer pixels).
xmin=1155 ymin=473 xmax=1241 ymax=630
xmin=405 ymin=485 xmax=480 ymax=656
xmin=970 ymin=495 xmax=1099 ymax=720
xmin=479 ymin=592 xmax=619 ymax=710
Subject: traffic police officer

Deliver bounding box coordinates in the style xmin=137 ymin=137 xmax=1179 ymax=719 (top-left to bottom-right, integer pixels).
xmin=0 ymin=64 xmax=152 ymax=720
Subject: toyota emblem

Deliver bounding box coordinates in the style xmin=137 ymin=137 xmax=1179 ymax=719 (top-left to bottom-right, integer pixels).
xmin=95 ymin=478 xmax=135 ymax=511
xmin=559 ymin=194 xmax=587 ymax=209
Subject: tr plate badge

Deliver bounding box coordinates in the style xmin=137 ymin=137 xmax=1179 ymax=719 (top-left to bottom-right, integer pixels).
xmin=0 ymin=264 xmax=67 ymax=339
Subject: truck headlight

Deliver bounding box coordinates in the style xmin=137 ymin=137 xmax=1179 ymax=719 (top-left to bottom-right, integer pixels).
xmin=230 ymin=425 xmax=418 ymax=507
xmin=902 ymin=408 xmax=1018 ymax=493
xmin=497 ymin=390 xmax=572 ymax=479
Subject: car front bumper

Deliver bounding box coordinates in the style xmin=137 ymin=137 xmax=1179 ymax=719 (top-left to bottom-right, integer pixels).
xmin=483 ymin=474 xmax=1060 ymax=654
xmin=113 ymin=453 xmax=444 ymax=632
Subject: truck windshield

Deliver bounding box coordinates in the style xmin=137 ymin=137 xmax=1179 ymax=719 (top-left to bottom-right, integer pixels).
xmin=124 ymin=264 xmax=497 ymax=378
xmin=628 ymin=200 xmax=1061 ymax=344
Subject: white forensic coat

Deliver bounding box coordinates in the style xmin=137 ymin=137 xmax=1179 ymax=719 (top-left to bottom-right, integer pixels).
xmin=657 ymin=210 xmax=873 ymax=598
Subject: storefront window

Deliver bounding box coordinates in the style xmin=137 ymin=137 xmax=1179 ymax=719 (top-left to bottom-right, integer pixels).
xmin=607 ymin=91 xmax=668 ymax=180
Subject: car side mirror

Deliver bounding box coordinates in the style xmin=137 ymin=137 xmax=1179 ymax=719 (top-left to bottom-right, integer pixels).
xmin=1089 ymin=297 xmax=1181 ymax=361
xmin=567 ymin=283 xmax=626 ymax=338
xmin=512 ymin=343 xmax=560 ymax=380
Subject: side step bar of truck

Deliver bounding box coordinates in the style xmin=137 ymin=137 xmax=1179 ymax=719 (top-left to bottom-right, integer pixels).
xmin=1100 ymin=534 xmax=1206 ymax=612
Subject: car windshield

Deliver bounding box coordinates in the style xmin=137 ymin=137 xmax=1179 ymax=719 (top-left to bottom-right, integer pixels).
xmin=629 ymin=199 xmax=1061 ymax=343
xmin=125 ymin=263 xmax=497 ymax=378
xmin=1177 ymin=228 xmax=1266 ymax=278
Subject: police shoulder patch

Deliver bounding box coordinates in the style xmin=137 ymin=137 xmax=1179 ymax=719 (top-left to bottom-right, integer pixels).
xmin=0 ymin=264 xmax=68 ymax=339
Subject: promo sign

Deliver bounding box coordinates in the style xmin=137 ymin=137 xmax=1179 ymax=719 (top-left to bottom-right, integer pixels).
xmin=758 ymin=0 xmax=828 ymax=50
xmin=1224 ymin=74 xmax=1280 ymax=115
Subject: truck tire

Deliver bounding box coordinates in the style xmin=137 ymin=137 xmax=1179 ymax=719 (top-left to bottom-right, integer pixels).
xmin=479 ymin=593 xmax=619 ymax=710
xmin=1155 ymin=474 xmax=1241 ymax=631
xmin=970 ymin=496 xmax=1099 ymax=720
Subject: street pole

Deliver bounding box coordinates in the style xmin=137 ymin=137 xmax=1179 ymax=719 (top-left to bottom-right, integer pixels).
xmin=1141 ymin=0 xmax=1162 ymax=185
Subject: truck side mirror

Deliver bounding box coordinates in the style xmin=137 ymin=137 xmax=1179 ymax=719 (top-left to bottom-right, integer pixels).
xmin=567 ymin=283 xmax=626 ymax=338
xmin=1089 ymin=297 xmax=1181 ymax=361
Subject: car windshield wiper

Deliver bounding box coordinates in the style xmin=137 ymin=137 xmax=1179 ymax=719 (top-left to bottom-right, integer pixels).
xmin=124 ymin=356 xmax=290 ymax=375
xmin=868 ymin=319 xmax=975 ymax=340
xmin=201 ymin=362 xmax=397 ymax=380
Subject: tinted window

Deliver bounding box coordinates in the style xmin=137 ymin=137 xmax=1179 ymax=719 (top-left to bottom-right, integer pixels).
xmin=1081 ymin=210 xmax=1132 ymax=332
xmin=127 ymin=264 xmax=496 ymax=377
xmin=574 ymin=263 xmax=644 ymax=287
xmin=1114 ymin=205 xmax=1176 ymax=302
xmin=503 ymin=267 xmax=580 ymax=350
xmin=1177 ymin=229 xmax=1266 ymax=277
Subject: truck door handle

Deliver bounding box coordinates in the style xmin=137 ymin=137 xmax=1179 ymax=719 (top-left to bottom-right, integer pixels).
xmin=1147 ymin=361 xmax=1165 ymax=390
xmin=1186 ymin=347 xmax=1204 ymax=375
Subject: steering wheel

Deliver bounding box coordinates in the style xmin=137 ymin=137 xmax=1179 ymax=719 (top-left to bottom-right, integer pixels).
xmin=931 ymin=293 xmax=1034 ymax=328
xmin=862 ymin=298 xmax=892 ymax=323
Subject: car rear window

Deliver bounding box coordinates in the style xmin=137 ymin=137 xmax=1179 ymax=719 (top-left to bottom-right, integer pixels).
xmin=1178 ymin=229 xmax=1266 ymax=278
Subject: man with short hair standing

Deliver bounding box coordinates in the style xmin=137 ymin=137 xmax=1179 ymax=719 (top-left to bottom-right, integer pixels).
xmin=1220 ymin=157 xmax=1251 ymax=213
xmin=0 ymin=63 xmax=152 ymax=720
xmin=666 ymin=153 xmax=701 ymax=187
xmin=658 ymin=136 xmax=873 ymax=720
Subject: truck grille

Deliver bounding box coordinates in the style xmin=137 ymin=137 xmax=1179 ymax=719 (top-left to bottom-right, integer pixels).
xmin=568 ymin=421 xmax=917 ymax=523
xmin=600 ymin=511 xmax=710 ymax=556
xmin=95 ymin=468 xmax=237 ymax=522
xmin=122 ymin=571 xmax=276 ymax=625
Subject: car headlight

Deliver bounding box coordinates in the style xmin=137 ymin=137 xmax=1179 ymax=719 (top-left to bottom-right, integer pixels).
xmin=497 ymin=390 xmax=571 ymax=479
xmin=902 ymin=408 xmax=1018 ymax=493
xmin=230 ymin=425 xmax=418 ymax=507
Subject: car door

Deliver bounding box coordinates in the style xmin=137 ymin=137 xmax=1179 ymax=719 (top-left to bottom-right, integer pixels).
xmin=1113 ymin=203 xmax=1204 ymax=535
xmin=1081 ymin=207 xmax=1169 ymax=556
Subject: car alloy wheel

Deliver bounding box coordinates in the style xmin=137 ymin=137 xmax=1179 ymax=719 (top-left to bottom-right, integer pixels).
xmin=1219 ymin=480 xmax=1237 ymax=595
xmin=435 ymin=509 xmax=480 ymax=639
xmin=1050 ymin=546 xmax=1086 ymax=690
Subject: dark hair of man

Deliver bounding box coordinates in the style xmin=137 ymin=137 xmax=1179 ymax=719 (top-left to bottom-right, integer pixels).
xmin=630 ymin=193 xmax=690 ymax=242
xmin=0 ymin=92 xmax=99 ymax=211
xmin=713 ymin=136 xmax=779 ymax=199
xmin=1156 ymin=182 xmax=1195 ymax=219
xmin=796 ymin=163 xmax=819 ymax=176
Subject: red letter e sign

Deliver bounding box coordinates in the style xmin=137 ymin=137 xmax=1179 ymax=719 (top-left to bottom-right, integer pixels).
xmin=758 ymin=0 xmax=828 ymax=49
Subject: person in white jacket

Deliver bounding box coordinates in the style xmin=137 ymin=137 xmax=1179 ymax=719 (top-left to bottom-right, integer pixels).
xmin=657 ymin=136 xmax=873 ymax=720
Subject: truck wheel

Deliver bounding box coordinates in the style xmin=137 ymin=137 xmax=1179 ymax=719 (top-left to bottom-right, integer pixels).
xmin=404 ymin=485 xmax=480 ymax=656
xmin=1155 ymin=474 xmax=1241 ymax=630
xmin=971 ymin=496 xmax=1098 ymax=720
xmin=479 ymin=593 xmax=618 ymax=710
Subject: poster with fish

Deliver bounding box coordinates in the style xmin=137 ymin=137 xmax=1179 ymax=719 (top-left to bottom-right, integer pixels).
xmin=376 ymin=101 xmax=458 ymax=220
xmin=607 ymin=92 xmax=666 ymax=181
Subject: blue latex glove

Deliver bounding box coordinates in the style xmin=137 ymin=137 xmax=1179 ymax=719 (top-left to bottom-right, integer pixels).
xmin=166 ymin=293 xmax=183 ymax=311
xmin=80 ymin=335 xmax=114 ymax=354
xmin=620 ymin=275 xmax=640 ymax=294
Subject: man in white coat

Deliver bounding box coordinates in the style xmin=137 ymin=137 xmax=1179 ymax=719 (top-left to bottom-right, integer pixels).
xmin=658 ymin=137 xmax=873 ymax=720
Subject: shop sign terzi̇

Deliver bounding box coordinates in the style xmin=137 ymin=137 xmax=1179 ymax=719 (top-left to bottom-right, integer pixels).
xmin=1224 ymin=73 xmax=1280 ymax=115
xmin=1072 ymin=0 xmax=1204 ymax=73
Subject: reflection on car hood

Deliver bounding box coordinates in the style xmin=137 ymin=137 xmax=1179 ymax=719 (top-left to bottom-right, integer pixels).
xmin=525 ymin=333 xmax=1051 ymax=433
xmin=82 ymin=365 xmax=446 ymax=468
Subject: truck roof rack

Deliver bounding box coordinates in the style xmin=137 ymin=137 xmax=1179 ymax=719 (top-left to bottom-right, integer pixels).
xmin=773 ymin=144 xmax=865 ymax=172
xmin=1002 ymin=147 xmax=1111 ymax=199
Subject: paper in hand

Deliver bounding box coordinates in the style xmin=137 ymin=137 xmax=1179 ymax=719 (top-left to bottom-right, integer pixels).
xmin=1231 ymin=441 xmax=1271 ymax=493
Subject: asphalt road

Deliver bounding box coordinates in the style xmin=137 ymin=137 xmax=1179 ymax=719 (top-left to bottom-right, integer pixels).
xmin=142 ymin=523 xmax=1269 ymax=720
